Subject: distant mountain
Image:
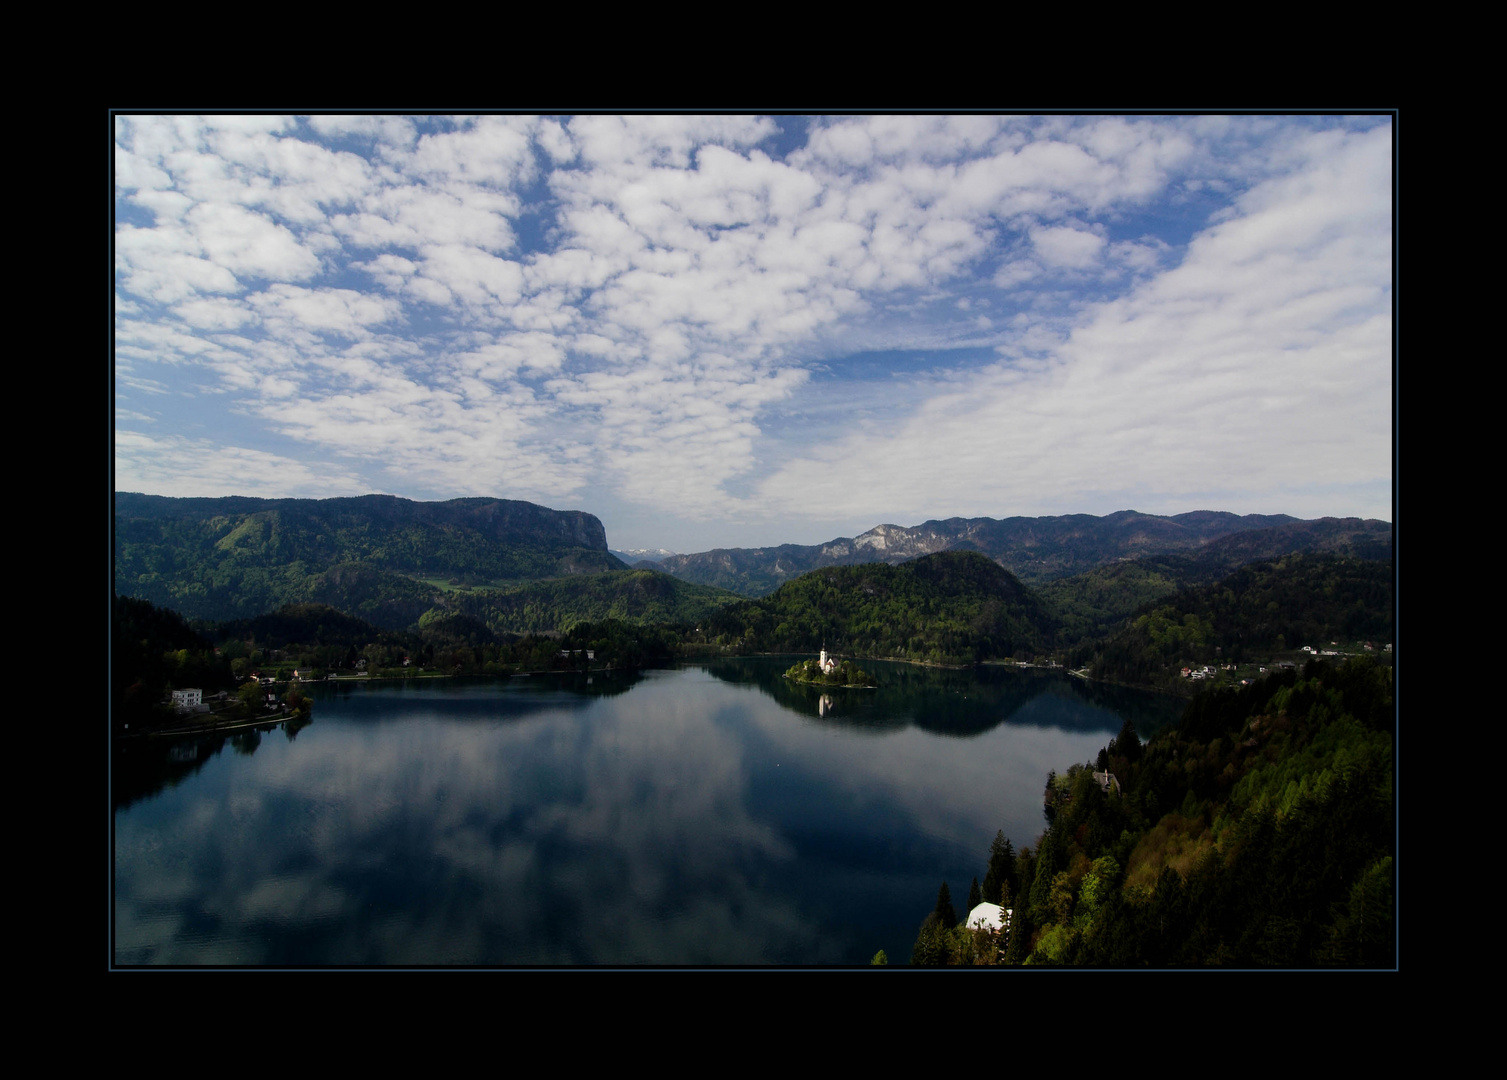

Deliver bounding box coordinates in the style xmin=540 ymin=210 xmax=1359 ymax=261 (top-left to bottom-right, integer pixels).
xmin=652 ymin=511 xmax=1364 ymax=596
xmin=115 ymin=493 xmax=627 ymax=624
xmin=609 ymin=548 xmax=678 ymax=567
xmin=1190 ymin=517 xmax=1393 ymax=567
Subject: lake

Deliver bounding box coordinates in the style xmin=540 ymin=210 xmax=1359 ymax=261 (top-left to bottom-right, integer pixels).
xmin=112 ymin=657 xmax=1182 ymax=966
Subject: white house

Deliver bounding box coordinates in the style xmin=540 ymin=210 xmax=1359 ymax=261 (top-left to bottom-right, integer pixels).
xmin=171 ymin=688 xmax=202 ymax=710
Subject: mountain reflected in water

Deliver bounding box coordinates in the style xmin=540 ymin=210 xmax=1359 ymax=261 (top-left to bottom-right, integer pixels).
xmin=701 ymin=655 xmax=1181 ymax=739
xmin=114 ymin=658 xmax=1180 ymax=966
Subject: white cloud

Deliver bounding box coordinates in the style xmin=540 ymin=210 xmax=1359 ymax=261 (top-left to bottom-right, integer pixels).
xmin=755 ymin=125 xmax=1392 ymax=525
xmin=115 ymin=429 xmax=369 ymax=498
xmin=414 ymin=244 xmax=525 ymax=310
xmin=1030 ymin=224 xmax=1105 ymax=269
xmin=114 ymin=115 xmax=1393 ymax=542
xmin=115 ymin=232 xmax=242 ymax=301
xmin=535 ymin=118 xmax=576 ymax=164
xmin=569 ymin=115 xmax=778 ymax=171
xmin=116 ymin=316 xmax=235 ymax=362
xmin=344 ymin=184 xmax=520 ymax=253
xmin=306 ymin=114 xmax=419 ymax=148
xmin=115 ymin=140 xmax=171 ymax=193
xmin=172 ymin=296 xmax=256 ymax=330
xmin=408 ymin=116 xmax=537 ymax=186
xmin=354 ymin=253 xmax=418 ymax=291
xmin=248 ymin=284 xmax=402 ymax=339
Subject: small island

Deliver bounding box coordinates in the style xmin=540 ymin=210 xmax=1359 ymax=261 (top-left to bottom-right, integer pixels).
xmin=785 ymin=649 xmax=875 ymax=688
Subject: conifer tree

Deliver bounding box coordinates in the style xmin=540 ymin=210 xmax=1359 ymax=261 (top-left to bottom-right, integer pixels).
xmin=911 ymin=919 xmax=946 ymax=966
xmin=934 ymin=881 xmax=957 ymax=929
xmin=1110 ymin=718 xmax=1142 ymax=763
xmin=983 ymin=831 xmax=1017 ymax=904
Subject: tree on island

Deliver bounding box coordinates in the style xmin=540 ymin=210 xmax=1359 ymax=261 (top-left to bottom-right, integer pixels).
xmin=783 ymin=657 xmax=875 ymax=687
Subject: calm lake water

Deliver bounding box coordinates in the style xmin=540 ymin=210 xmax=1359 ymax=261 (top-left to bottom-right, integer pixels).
xmin=113 ymin=658 xmax=1182 ymax=966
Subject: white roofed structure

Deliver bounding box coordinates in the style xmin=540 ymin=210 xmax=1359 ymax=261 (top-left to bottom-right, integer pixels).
xmin=966 ymin=901 xmax=1009 ymax=933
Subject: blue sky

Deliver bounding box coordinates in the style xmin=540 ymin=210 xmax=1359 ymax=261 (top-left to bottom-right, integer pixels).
xmin=114 ymin=114 xmax=1394 ymax=553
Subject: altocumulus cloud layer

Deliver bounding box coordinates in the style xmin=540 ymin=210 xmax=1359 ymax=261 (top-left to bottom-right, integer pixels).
xmin=114 ymin=115 xmax=1393 ymax=551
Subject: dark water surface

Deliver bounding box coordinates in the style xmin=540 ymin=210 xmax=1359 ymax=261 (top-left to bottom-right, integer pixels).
xmin=113 ymin=658 xmax=1181 ymax=966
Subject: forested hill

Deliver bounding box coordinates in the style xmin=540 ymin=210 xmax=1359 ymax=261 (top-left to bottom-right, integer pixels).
xmin=115 ymin=493 xmax=627 ymax=623
xmin=1038 ymin=518 xmax=1394 ymax=647
xmin=443 ymin=568 xmax=742 ymax=637
xmin=1071 ymin=554 xmax=1394 ymax=693
xmin=701 ymin=551 xmax=1055 ymax=664
xmin=913 ymin=654 xmax=1394 ymax=966
xmin=654 ymin=511 xmax=1389 ymax=597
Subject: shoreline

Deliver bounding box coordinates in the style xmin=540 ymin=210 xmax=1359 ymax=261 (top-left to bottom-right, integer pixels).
xmin=784 ymin=675 xmax=875 ymax=689
xmin=120 ymin=710 xmax=302 ymax=741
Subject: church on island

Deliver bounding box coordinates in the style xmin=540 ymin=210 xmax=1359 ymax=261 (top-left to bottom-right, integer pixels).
xmin=785 ymin=649 xmax=873 ymax=689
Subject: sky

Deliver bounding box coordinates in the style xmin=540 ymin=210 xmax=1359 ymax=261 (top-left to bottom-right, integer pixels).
xmin=114 ymin=114 xmax=1394 ymax=553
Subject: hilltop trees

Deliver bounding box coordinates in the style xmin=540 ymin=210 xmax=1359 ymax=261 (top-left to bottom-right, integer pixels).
xmin=707 ymin=552 xmax=1054 ymax=666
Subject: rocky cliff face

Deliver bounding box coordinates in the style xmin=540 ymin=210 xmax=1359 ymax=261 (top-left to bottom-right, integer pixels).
xmin=114 ymin=492 xmax=622 ymax=622
xmin=439 ymin=497 xmax=609 ymax=550
xmin=852 ymin=523 xmax=954 ymax=557
xmin=116 ymin=493 xmax=612 ymax=553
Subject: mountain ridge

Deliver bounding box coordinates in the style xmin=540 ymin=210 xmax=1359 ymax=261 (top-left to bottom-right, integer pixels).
xmin=114 ymin=492 xmax=626 ymax=624
xmin=115 ymin=492 xmax=612 ymax=551
xmin=653 ymin=511 xmax=1389 ymax=596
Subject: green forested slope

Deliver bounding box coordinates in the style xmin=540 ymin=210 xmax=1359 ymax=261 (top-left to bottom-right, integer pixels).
xmin=1071 ymin=554 xmax=1393 ymax=692
xmin=1039 ymin=560 xmax=1188 ymax=646
xmin=913 ymin=656 xmax=1394 ymax=967
xmin=445 ymin=569 xmax=743 ymax=636
xmin=114 ymin=493 xmax=626 ymax=624
xmin=702 ymin=551 xmax=1055 ymax=664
